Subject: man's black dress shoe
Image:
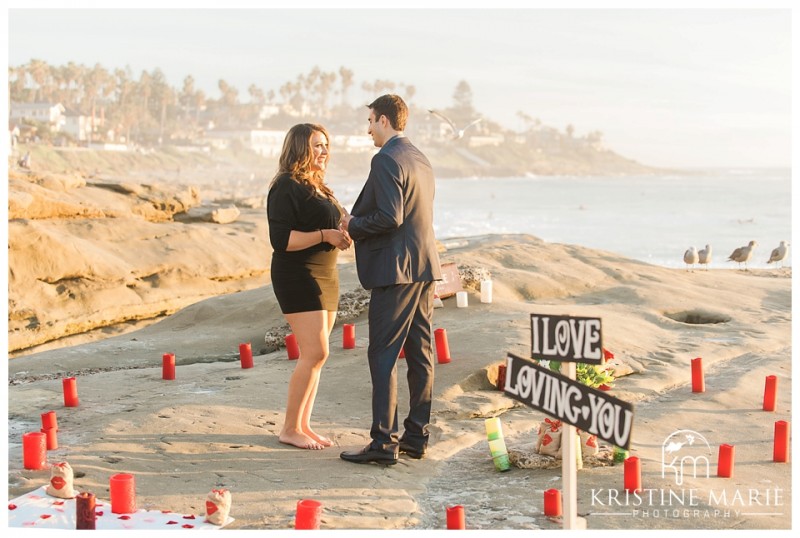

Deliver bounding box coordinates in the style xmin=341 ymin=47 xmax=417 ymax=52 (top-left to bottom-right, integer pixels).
xmin=398 ymin=441 xmax=426 ymax=459
xmin=340 ymin=444 xmax=398 ymax=465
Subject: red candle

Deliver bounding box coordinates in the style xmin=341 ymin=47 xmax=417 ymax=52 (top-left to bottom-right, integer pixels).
xmin=717 ymin=444 xmax=735 ymax=478
xmin=109 ymin=473 xmax=136 ymax=514
xmin=63 ymin=377 xmax=79 ymax=407
xmin=399 ymin=346 xmax=406 ymax=359
xmin=624 ymin=456 xmax=642 ymax=493
xmin=239 ymin=343 xmax=254 ymax=369
xmin=497 ymin=364 xmax=507 ymax=391
xmin=763 ymin=375 xmax=778 ymax=411
xmin=41 ymin=411 xmax=58 ymax=431
xmin=435 ymin=328 xmax=451 ymax=364
xmin=76 ymin=491 xmax=96 ymax=530
xmin=343 ymin=324 xmax=356 ymax=349
xmin=41 ymin=427 xmax=58 ymax=451
xmin=773 ymin=420 xmax=789 ymax=463
xmin=294 ymin=499 xmax=322 ymax=529
xmin=22 ymin=432 xmax=47 ymax=470
xmin=285 ymin=334 xmax=300 ymax=360
xmin=162 ymin=353 xmax=176 ymax=380
xmin=691 ymin=357 xmax=704 ymax=393
xmin=543 ymin=488 xmax=562 ymax=517
xmin=445 ymin=504 xmax=466 ymax=529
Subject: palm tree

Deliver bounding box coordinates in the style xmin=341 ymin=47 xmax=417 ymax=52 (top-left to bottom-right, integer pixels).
xmin=180 ymin=75 xmax=196 ymax=120
xmin=8 ymin=65 xmax=30 ymax=102
xmin=83 ymin=63 xmax=112 ymax=142
xmin=316 ymin=71 xmax=337 ymax=117
xmin=338 ymin=66 xmax=354 ymax=106
xmin=27 ymin=59 xmax=50 ymax=102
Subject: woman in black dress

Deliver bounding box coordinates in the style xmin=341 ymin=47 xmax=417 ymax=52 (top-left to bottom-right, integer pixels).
xmin=267 ymin=124 xmax=351 ymax=450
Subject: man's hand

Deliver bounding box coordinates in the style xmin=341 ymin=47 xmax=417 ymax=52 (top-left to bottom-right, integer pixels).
xmin=340 ymin=210 xmax=352 ymax=232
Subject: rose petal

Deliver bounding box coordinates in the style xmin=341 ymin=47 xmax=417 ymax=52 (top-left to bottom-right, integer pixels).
xmin=40 ymin=514 xmax=52 ymax=519
xmin=9 ymin=504 xmax=17 ymax=510
xmin=182 ymin=524 xmax=194 ymax=529
xmin=166 ymin=520 xmax=179 ymax=525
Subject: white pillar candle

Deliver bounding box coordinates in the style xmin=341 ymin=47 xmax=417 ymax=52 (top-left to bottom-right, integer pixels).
xmin=456 ymin=291 xmax=468 ymax=308
xmin=485 ymin=417 xmax=503 ymax=441
xmin=480 ymin=279 xmax=493 ymax=303
xmin=488 ymin=438 xmax=508 ymax=456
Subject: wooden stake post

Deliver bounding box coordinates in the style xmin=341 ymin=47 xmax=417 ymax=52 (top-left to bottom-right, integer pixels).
xmin=501 ymin=314 xmax=634 ymax=531
xmin=560 ymin=361 xmax=583 ymax=529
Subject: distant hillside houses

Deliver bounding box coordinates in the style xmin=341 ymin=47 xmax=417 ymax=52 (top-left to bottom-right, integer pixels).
xmin=9 ymin=101 xmax=104 ymax=145
xmin=10 ymin=102 xmax=65 ymax=131
xmin=202 ymin=128 xmax=374 ymax=156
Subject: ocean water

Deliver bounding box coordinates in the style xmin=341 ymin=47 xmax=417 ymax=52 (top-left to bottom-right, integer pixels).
xmin=336 ymin=169 xmax=792 ymax=269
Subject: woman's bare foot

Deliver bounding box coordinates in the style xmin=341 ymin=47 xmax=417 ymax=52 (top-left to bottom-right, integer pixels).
xmin=279 ymin=431 xmax=324 ymax=450
xmin=303 ymin=428 xmax=333 ymax=447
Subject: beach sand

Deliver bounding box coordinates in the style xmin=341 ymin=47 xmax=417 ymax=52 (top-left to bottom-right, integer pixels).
xmin=5 ymin=234 xmax=793 ymax=532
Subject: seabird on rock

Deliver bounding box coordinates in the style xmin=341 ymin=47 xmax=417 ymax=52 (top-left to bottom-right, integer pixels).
xmin=727 ymin=240 xmax=757 ymax=270
xmin=767 ymin=240 xmax=789 ymax=268
xmin=697 ymin=244 xmax=712 ymax=270
xmin=428 ymin=109 xmax=482 ymax=140
xmin=683 ymin=246 xmax=699 ymax=271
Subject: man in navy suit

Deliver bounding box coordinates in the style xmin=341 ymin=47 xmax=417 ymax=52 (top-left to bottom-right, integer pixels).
xmin=340 ymin=94 xmax=441 ymax=465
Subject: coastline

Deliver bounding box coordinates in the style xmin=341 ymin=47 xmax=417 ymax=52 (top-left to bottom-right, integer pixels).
xmin=6 ymin=234 xmax=792 ymax=531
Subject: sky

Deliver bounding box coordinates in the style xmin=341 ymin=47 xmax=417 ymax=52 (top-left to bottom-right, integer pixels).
xmin=4 ymin=2 xmax=795 ymax=169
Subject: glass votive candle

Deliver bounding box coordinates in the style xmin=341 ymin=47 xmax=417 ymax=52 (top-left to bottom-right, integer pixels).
xmin=295 ymin=499 xmax=322 ymax=529
xmin=41 ymin=410 xmax=58 ymax=430
xmin=110 ymin=473 xmax=136 ymax=514
xmin=456 ymin=291 xmax=468 ymax=308
xmin=62 ymin=377 xmax=79 ymax=407
xmin=22 ymin=431 xmax=47 ymax=470
xmin=480 ymin=279 xmax=493 ymax=303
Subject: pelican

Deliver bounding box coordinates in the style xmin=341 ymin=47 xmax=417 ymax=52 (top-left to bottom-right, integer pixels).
xmin=428 ymin=109 xmax=482 ymax=140
xmin=697 ymin=244 xmax=712 ymax=270
xmin=727 ymin=240 xmax=757 ymax=270
xmin=683 ymin=246 xmax=699 ymax=271
xmin=767 ymin=240 xmax=789 ymax=268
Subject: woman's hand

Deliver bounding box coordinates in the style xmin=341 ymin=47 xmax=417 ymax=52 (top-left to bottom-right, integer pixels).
xmin=323 ymin=228 xmax=352 ymax=250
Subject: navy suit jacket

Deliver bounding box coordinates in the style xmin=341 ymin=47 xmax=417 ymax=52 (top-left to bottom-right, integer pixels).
xmin=348 ymin=135 xmax=441 ymax=290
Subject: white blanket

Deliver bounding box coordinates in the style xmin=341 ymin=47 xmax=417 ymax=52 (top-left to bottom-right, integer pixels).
xmin=8 ymin=486 xmax=233 ymax=530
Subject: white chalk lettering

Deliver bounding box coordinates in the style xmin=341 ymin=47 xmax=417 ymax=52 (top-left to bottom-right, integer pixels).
xmin=555 ymin=320 xmax=570 ymax=356
xmin=563 ymin=385 xmax=583 ymax=424
xmin=530 ymin=368 xmax=547 ymax=407
xmin=542 ymin=318 xmax=558 ymax=354
xmin=531 ymin=316 xmax=541 ymax=355
xmin=516 ymin=366 xmax=534 ymax=399
xmin=569 ymin=319 xmax=586 ymax=359
xmin=614 ymin=407 xmax=633 ymax=446
xmin=583 ymin=319 xmax=602 ymax=360
xmin=587 ymin=392 xmax=606 ymax=434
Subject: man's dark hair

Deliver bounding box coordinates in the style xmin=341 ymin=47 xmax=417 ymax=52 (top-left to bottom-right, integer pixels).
xmin=367 ymin=94 xmax=408 ymax=131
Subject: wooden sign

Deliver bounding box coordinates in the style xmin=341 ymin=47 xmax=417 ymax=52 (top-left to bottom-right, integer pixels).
xmin=434 ymin=262 xmax=463 ymax=299
xmin=530 ymin=313 xmax=603 ymax=364
xmin=503 ymin=352 xmax=634 ymax=449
